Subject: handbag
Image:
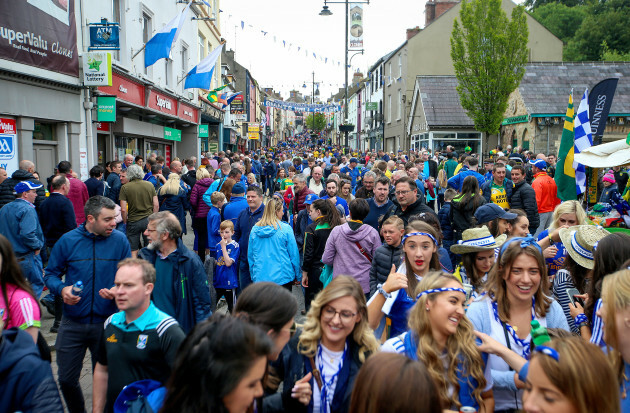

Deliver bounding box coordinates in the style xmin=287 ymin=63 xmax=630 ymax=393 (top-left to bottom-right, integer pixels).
xmin=319 ymin=264 xmax=334 ymax=288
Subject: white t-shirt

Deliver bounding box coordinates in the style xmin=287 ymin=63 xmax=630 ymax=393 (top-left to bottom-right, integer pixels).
xmin=312 ymin=344 xmax=344 ymax=413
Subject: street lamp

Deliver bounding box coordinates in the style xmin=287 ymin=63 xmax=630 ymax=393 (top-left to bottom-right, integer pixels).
xmin=319 ymin=0 xmax=369 ymax=150
xmin=303 ymin=71 xmax=321 ymax=105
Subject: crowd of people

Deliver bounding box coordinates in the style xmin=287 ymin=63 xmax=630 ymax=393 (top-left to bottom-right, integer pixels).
xmin=2 ymin=138 xmax=630 ymax=413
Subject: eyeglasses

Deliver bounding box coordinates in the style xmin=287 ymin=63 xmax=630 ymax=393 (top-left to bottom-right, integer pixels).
xmin=322 ymin=305 xmax=356 ymax=323
xmin=395 ymin=190 xmax=412 ymax=196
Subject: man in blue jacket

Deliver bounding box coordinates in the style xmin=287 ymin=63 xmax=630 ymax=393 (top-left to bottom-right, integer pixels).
xmin=0 ymin=181 xmax=45 ymax=297
xmin=341 ymin=157 xmax=361 ymax=191
xmin=139 ymin=211 xmax=211 ymax=333
xmin=447 ymin=156 xmax=485 ymax=191
xmin=234 ymin=185 xmax=265 ymax=293
xmin=264 ymin=157 xmax=278 ymax=197
xmin=44 ymin=196 xmax=131 ymax=413
xmin=222 ymin=182 xmax=249 ymax=226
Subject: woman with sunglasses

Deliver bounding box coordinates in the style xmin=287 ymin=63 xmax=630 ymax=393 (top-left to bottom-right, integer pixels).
xmin=265 ymin=275 xmax=380 ymax=413
xmin=367 ymin=221 xmax=441 ymax=339
xmin=467 ymin=237 xmax=570 ymax=412
xmin=382 ymin=271 xmax=493 ymax=412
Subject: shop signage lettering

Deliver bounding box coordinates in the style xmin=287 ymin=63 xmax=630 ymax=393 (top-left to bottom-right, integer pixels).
xmin=83 ymin=51 xmax=112 ymax=86
xmin=184 ymin=110 xmax=192 ymax=117
xmin=97 ymin=96 xmax=116 ymax=122
xmin=501 ymin=115 xmax=529 ymax=126
xmin=366 ymin=102 xmax=378 ymax=111
xmin=0 ymin=118 xmax=19 ymax=176
xmin=119 ymin=84 xmax=127 ymax=93
xmin=156 ymin=95 xmax=172 ymax=110
xmin=199 ymin=124 xmax=209 ymax=138
xmin=164 ymin=126 xmax=181 ymax=141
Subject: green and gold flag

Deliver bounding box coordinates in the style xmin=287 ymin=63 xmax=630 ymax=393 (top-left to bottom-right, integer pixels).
xmin=555 ymin=93 xmax=577 ymax=201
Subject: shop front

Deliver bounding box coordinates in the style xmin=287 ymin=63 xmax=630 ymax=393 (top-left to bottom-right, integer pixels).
xmin=96 ymin=69 xmax=200 ymax=166
xmin=199 ymin=98 xmax=224 ymax=155
xmin=410 ymin=131 xmax=482 ymax=155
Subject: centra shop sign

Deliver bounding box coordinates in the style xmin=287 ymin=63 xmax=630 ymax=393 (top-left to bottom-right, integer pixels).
xmin=501 ymin=115 xmax=529 ymax=126
xmin=164 ymin=127 xmax=181 ymax=141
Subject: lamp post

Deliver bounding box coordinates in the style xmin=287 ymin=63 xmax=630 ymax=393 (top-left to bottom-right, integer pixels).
xmin=319 ymin=0 xmax=368 ymax=151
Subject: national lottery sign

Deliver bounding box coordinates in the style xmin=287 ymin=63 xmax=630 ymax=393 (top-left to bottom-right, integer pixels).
xmin=263 ymin=98 xmax=341 ymax=113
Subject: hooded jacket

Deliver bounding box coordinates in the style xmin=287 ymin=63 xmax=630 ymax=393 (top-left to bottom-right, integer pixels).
xmin=189 ymin=177 xmax=213 ymax=218
xmin=0 ymin=169 xmax=46 ymax=209
xmin=139 ymin=238 xmax=212 ymax=333
xmin=450 ymin=194 xmax=487 ymax=234
xmin=369 ymin=243 xmax=403 ymax=297
xmin=248 ymin=221 xmax=301 ymax=285
xmin=44 ymin=224 xmax=131 ymax=324
xmin=321 ymin=221 xmax=381 ymax=293
xmin=0 ymin=328 xmax=63 ymax=413
xmin=510 ymin=180 xmax=540 ymax=233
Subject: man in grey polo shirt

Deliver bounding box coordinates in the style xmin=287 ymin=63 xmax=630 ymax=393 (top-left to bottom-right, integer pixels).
xmin=119 ymin=165 xmax=158 ymax=258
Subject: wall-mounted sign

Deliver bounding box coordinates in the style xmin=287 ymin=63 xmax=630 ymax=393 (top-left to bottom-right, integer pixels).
xmin=147 ymin=90 xmax=177 ymax=116
xmin=366 ymin=102 xmax=378 ymax=111
xmin=199 ymin=124 xmax=209 ymax=137
xmin=88 ymin=20 xmax=120 ymax=50
xmin=97 ymin=96 xmax=116 ymax=122
xmin=164 ymin=127 xmax=181 ymax=141
xmin=0 ymin=118 xmax=19 ymax=176
xmin=83 ymin=52 xmax=112 ymax=86
xmin=98 ymin=72 xmax=145 ymax=106
xmin=230 ymin=94 xmax=245 ymax=114
xmin=501 ymin=115 xmax=529 ymax=126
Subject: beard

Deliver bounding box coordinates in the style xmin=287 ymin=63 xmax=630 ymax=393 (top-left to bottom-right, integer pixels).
xmin=147 ymin=239 xmax=163 ymax=251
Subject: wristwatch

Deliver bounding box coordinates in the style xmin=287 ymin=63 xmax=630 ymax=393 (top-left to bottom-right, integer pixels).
xmin=377 ymin=283 xmax=391 ymax=299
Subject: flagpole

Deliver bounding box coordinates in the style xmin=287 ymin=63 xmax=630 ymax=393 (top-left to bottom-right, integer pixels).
xmin=131 ymin=44 xmax=146 ymax=60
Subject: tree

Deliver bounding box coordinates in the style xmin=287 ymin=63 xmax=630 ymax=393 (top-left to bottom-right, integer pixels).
xmin=530 ymin=3 xmax=587 ymax=44
xmin=305 ymin=113 xmax=326 ymax=132
xmin=451 ymin=0 xmax=528 ymax=140
xmin=524 ymin=0 xmax=584 ymax=10
xmin=602 ymin=41 xmax=630 ymax=62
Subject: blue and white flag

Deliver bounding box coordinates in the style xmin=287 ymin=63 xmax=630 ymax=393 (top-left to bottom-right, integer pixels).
xmin=221 ymin=92 xmax=242 ymax=109
xmin=184 ymin=43 xmax=224 ymax=90
xmin=573 ymin=89 xmax=593 ymax=196
xmin=144 ymin=3 xmax=191 ymax=67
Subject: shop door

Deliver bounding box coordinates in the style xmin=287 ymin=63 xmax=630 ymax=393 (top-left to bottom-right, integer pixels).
xmin=33 ymin=144 xmax=57 ymax=178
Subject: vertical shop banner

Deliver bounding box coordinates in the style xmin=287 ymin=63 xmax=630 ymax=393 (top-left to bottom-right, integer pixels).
xmin=349 ymin=4 xmax=364 ymax=50
xmin=199 ymin=124 xmax=209 ymax=138
xmin=0 ymin=118 xmax=19 ymax=176
xmin=97 ymin=97 xmax=116 ymax=122
xmin=0 ymin=0 xmax=79 ymax=77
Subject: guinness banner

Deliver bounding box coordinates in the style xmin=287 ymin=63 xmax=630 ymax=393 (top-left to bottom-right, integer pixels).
xmin=589 ymin=78 xmax=618 ymax=138
xmin=0 ymin=0 xmax=79 ymax=77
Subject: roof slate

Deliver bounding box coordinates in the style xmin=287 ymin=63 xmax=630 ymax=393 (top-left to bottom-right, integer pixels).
xmin=417 ymin=76 xmax=474 ymax=127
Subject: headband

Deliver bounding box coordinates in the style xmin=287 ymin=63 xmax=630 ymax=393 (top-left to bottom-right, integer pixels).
xmin=499 ymin=236 xmax=542 ymax=256
xmin=570 ymin=230 xmax=594 ymax=261
xmin=457 ymin=235 xmax=496 ymax=247
xmin=402 ymin=232 xmax=438 ymax=246
xmin=535 ymin=345 xmax=559 ymax=362
xmin=416 ymin=287 xmax=466 ymax=300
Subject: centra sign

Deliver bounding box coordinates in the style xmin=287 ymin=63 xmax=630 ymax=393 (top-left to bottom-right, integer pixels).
xmin=501 ymin=115 xmax=529 ymax=126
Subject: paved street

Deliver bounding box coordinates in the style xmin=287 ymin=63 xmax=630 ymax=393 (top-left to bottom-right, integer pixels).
xmin=40 ymin=215 xmax=306 ymax=412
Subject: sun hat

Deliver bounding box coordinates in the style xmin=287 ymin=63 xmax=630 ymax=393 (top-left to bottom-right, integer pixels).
xmin=450 ymin=226 xmax=507 ymax=254
xmin=14 ymin=181 xmax=42 ymax=193
xmin=602 ymin=171 xmax=615 ymax=184
xmin=529 ymin=159 xmax=547 ymax=170
xmin=474 ymin=203 xmax=518 ymax=224
xmin=559 ymin=225 xmax=610 ymax=269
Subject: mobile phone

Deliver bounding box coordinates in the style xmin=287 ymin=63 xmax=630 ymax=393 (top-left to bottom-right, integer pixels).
xmin=463 ymin=283 xmax=474 ymax=301
xmin=566 ymin=288 xmax=584 ymax=307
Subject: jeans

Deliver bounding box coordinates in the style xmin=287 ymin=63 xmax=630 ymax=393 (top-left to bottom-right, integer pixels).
xmin=18 ymin=252 xmax=44 ymax=298
xmin=55 ymin=317 xmax=105 ymax=413
xmin=238 ymin=259 xmax=252 ymax=294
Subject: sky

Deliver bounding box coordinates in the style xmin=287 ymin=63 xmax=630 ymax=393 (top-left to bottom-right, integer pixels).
xmin=219 ymin=0 xmax=428 ymax=101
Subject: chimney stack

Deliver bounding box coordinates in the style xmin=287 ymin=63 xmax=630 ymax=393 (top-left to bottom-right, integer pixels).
xmin=425 ymin=0 xmax=459 ymax=27
xmin=406 ymin=26 xmax=421 ymax=40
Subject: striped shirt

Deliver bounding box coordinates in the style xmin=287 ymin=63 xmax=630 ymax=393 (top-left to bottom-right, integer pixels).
xmin=0 ymin=284 xmax=41 ymax=330
xmin=590 ymin=299 xmax=605 ymax=348
xmin=552 ymin=269 xmax=579 ymax=334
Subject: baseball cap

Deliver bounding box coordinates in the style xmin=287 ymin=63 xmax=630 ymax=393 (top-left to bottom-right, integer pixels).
xmin=474 ymin=203 xmax=517 ymax=223
xmin=15 ymin=181 xmax=42 ymax=194
xmin=232 ymin=182 xmax=246 ymax=194
xmin=304 ymin=194 xmax=319 ymax=205
xmin=529 ymin=159 xmax=547 ymax=170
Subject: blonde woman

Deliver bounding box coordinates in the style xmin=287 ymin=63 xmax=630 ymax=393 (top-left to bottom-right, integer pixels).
xmin=536 ymin=200 xmax=587 ymax=279
xmin=248 ymin=198 xmax=300 ymax=289
xmin=382 ymin=272 xmax=494 ymax=412
xmin=266 ymin=275 xmax=380 ymax=413
xmin=157 ymin=173 xmax=190 ymax=235
xmin=599 ymin=268 xmax=630 ymax=412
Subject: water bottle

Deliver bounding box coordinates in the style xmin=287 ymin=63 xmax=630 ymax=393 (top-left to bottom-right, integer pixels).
xmin=71 ymin=281 xmax=84 ymax=296
xmin=531 ymin=320 xmax=551 ymax=346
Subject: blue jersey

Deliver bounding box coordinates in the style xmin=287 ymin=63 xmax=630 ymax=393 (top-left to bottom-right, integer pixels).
xmin=538 ymin=229 xmax=566 ymax=278
xmin=214 ymin=241 xmax=240 ymax=289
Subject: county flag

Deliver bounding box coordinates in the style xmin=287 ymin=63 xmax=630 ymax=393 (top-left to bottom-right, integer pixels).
xmin=184 ymin=44 xmax=224 ymax=90
xmin=555 ymin=93 xmax=577 ymax=200
xmin=222 ymin=92 xmax=242 ymax=109
xmin=144 ymin=3 xmax=191 ymax=67
xmin=574 ymin=89 xmax=593 ymax=196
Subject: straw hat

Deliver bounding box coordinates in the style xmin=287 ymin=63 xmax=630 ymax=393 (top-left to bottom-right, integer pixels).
xmin=559 ymin=225 xmax=610 ymax=269
xmin=450 ymin=226 xmax=507 ymax=254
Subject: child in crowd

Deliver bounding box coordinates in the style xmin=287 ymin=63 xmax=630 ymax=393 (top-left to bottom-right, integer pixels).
xmin=369 ymin=216 xmax=405 ymax=297
xmin=438 ymin=188 xmax=457 ymax=268
xmin=214 ymin=220 xmax=240 ymax=312
xmin=207 ymin=192 xmax=226 ymax=260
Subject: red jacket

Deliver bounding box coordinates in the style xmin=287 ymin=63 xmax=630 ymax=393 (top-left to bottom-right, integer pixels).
xmin=531 ymin=172 xmax=560 ymax=213
xmin=66 ymin=174 xmax=89 ymax=225
xmin=293 ymin=186 xmax=314 ymax=215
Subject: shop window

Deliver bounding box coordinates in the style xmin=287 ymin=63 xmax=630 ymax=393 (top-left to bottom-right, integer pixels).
xmin=115 ymin=136 xmax=141 ymax=161
xmin=33 ymin=122 xmax=56 ymax=141
xmin=142 ymin=13 xmax=152 ymax=75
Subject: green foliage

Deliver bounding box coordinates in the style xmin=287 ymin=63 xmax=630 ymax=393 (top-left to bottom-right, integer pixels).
xmin=450 ymin=0 xmax=528 ymax=136
xmin=601 ymin=41 xmax=630 ymax=62
xmin=305 ymin=113 xmax=327 ymax=132
xmin=530 ymin=3 xmax=586 ymax=43
xmin=524 ymin=0 xmax=584 ymax=10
